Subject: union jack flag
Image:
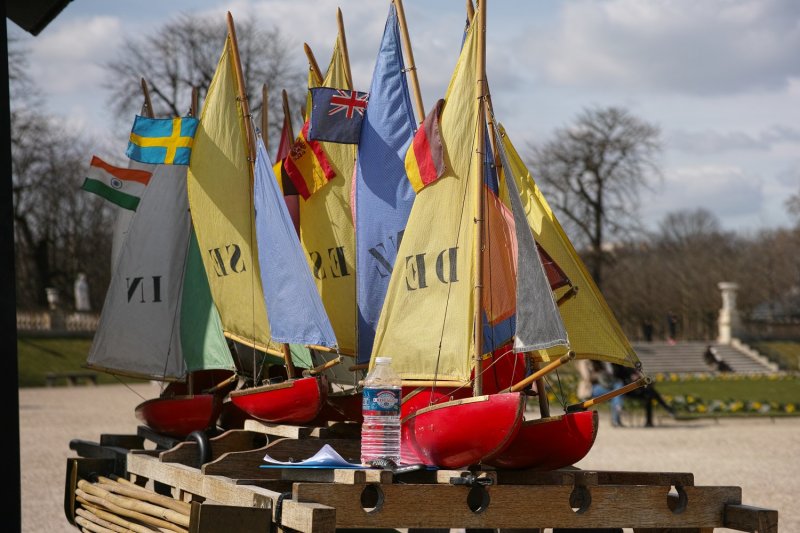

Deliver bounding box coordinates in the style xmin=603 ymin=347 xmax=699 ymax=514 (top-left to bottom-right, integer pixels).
xmin=308 ymin=87 xmax=370 ymax=144
xmin=328 ymin=90 xmax=369 ymax=119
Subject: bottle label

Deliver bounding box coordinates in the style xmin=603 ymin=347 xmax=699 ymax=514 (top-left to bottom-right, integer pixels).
xmin=362 ymin=388 xmax=401 ymax=415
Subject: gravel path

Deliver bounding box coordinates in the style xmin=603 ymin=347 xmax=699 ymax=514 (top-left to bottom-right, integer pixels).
xmin=20 ymin=384 xmax=797 ymax=532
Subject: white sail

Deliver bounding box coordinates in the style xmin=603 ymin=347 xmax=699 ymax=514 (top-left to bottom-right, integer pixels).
xmin=87 ymin=165 xmax=190 ymax=380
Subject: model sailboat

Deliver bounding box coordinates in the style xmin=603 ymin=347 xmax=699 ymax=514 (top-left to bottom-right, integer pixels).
xmin=370 ymin=1 xmax=646 ymax=469
xmin=85 ymin=153 xmax=236 ymax=439
xmin=187 ymin=15 xmax=338 ymax=426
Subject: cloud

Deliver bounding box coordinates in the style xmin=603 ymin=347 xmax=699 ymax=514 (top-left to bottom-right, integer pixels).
xmin=521 ymin=0 xmax=800 ymax=96
xmin=645 ymin=165 xmax=763 ymax=225
xmin=26 ymin=16 xmax=123 ymax=94
xmin=668 ymin=125 xmax=800 ymax=154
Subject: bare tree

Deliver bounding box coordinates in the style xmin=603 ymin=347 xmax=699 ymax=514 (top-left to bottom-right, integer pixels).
xmin=528 ymin=106 xmax=661 ymax=288
xmin=103 ymin=13 xmax=305 ymax=147
xmin=787 ymin=189 xmax=800 ymax=226
xmin=602 ymin=208 xmax=740 ymax=341
xmin=12 ymin=108 xmax=115 ymax=310
xmin=10 ymin=39 xmax=114 ymax=310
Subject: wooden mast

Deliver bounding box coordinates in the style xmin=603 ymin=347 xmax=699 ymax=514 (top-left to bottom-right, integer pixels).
xmin=140 ymin=78 xmax=154 ymax=118
xmin=190 ymin=86 xmax=198 ymax=118
xmin=282 ymin=89 xmax=294 ymax=140
xmin=261 ymin=83 xmax=269 ymax=153
xmin=336 ymin=8 xmax=354 ymax=90
xmin=393 ymin=0 xmax=425 ymax=123
xmin=226 ymin=12 xmax=255 ymax=160
xmin=472 ymin=0 xmax=487 ymax=397
xmin=303 ymin=43 xmax=324 ymax=86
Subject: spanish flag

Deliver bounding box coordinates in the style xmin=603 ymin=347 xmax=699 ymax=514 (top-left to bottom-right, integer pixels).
xmin=284 ymin=120 xmax=336 ymax=199
xmin=405 ymin=99 xmax=445 ymax=193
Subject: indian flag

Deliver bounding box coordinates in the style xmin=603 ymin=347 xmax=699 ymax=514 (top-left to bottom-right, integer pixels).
xmin=82 ymin=156 xmax=152 ymax=211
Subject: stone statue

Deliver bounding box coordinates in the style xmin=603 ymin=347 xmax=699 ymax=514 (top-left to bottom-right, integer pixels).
xmin=74 ymin=273 xmax=91 ymax=312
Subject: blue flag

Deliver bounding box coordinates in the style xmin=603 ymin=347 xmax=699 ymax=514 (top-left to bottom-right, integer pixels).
xmin=307 ymin=87 xmax=369 ymax=144
xmin=253 ymin=135 xmax=337 ymax=348
xmin=354 ymin=4 xmax=417 ymax=363
xmin=126 ymin=115 xmax=199 ymax=165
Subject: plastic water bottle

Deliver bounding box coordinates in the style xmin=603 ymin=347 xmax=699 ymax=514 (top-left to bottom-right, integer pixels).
xmin=361 ymin=356 xmax=402 ymax=465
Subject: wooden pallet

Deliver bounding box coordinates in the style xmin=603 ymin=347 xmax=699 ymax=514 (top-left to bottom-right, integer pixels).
xmin=65 ymin=421 xmax=778 ymax=533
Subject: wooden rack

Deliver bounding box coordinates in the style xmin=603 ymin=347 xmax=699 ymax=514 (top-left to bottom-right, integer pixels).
xmin=65 ymin=420 xmax=778 ymax=532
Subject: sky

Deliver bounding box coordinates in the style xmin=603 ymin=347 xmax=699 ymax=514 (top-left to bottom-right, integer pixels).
xmin=9 ymin=0 xmax=800 ymax=235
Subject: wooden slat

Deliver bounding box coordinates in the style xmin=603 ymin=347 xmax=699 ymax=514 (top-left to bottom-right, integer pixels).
xmin=492 ymin=469 xmax=598 ymax=486
xmin=724 ymin=503 xmax=779 ymax=533
xmin=243 ymin=419 xmax=360 ymax=439
xmin=202 ymin=445 xmax=283 ymax=479
xmin=292 ymin=483 xmax=742 ymax=530
xmin=127 ymin=454 xmax=269 ymax=508
xmin=189 ymin=502 xmax=271 ymax=533
xmin=278 ymin=500 xmax=337 ymax=533
xmin=633 ymin=527 xmax=714 ymax=533
xmin=595 ymin=470 xmax=695 ymax=487
xmin=280 ymin=468 xmax=392 ymax=485
xmin=159 ymin=430 xmax=266 ymax=466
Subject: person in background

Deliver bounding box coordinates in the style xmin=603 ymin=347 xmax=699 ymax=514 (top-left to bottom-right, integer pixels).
xmin=704 ymin=345 xmax=734 ymax=373
xmin=613 ymin=364 xmax=675 ymax=427
xmin=589 ymin=360 xmax=625 ymax=427
xmin=666 ymin=311 xmax=678 ymax=345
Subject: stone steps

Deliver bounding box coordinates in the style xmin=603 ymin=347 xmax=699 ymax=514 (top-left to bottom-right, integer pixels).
xmin=632 ymin=341 xmax=775 ymax=375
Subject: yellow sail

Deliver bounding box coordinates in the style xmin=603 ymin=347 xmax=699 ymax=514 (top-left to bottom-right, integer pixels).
xmin=186 ymin=35 xmax=280 ymax=354
xmin=497 ymin=123 xmax=639 ymax=368
xmin=299 ymin=31 xmax=357 ymax=355
xmin=371 ymin=18 xmax=479 ymax=382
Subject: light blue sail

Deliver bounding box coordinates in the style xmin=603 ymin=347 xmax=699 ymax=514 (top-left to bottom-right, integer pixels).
xmin=354 ymin=4 xmax=417 ymax=363
xmin=254 ymin=136 xmax=337 ymax=348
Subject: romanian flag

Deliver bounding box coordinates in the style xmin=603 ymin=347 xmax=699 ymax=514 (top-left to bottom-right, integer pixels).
xmin=405 ymin=98 xmax=445 ymax=192
xmin=284 ymin=120 xmax=336 ymax=199
xmin=81 ymin=156 xmax=152 ymax=211
xmin=126 ymin=115 xmax=199 ymax=165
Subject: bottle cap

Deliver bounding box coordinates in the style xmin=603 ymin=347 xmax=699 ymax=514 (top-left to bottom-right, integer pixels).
xmin=375 ymin=356 xmax=392 ymax=364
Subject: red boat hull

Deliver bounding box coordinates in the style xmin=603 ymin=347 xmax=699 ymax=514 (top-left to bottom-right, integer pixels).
xmin=135 ymin=394 xmax=221 ymax=439
xmin=485 ymin=410 xmax=599 ymax=470
xmin=229 ymin=376 xmax=327 ymax=424
xmin=402 ymin=392 xmax=525 ymax=468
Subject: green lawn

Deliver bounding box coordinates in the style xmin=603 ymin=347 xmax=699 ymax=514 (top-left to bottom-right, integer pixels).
xmin=652 ymin=373 xmax=799 ymax=417
xmin=541 ymin=370 xmax=800 ymax=418
xmin=17 ymin=336 xmax=144 ymax=387
xmin=749 ymin=340 xmax=800 ymax=371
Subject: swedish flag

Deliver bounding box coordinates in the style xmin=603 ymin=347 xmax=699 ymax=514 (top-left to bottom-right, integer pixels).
xmin=126 ymin=115 xmax=199 ymax=165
